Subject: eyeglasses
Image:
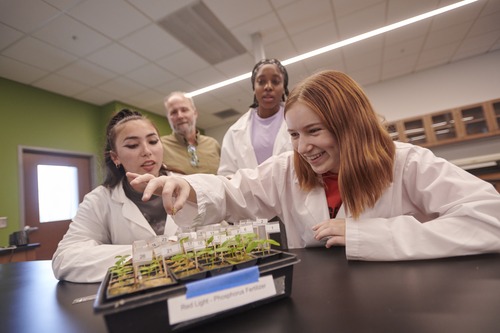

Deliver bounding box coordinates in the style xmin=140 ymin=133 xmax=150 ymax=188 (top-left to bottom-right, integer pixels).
xmin=187 ymin=144 xmax=199 ymax=167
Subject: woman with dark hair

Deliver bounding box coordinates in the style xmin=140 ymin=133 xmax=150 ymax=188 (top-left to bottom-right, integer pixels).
xmin=217 ymin=58 xmax=293 ymax=177
xmin=52 ymin=109 xmax=177 ymax=282
xmin=131 ymin=70 xmax=500 ymax=261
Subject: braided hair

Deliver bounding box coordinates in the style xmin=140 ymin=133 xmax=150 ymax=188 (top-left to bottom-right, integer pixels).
xmin=103 ymin=109 xmax=167 ymax=188
xmin=250 ymin=58 xmax=289 ymax=108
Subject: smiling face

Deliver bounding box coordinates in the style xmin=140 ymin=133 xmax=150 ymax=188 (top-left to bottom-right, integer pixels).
xmin=165 ymin=94 xmax=197 ymax=137
xmin=286 ymin=101 xmax=340 ymax=174
xmin=110 ymin=119 xmax=163 ymax=176
xmin=253 ymin=63 xmax=285 ymax=117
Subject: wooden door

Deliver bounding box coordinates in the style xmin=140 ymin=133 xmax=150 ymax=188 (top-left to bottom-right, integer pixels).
xmin=22 ymin=149 xmax=93 ymax=260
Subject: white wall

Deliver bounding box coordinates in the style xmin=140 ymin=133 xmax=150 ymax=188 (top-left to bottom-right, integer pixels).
xmin=366 ymin=50 xmax=500 ymax=122
xmin=206 ymin=118 xmax=233 ymax=144
xmin=206 ymin=50 xmax=500 ymax=161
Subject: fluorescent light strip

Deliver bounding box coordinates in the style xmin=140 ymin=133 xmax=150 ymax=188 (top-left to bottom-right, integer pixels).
xmin=186 ymin=0 xmax=477 ymax=98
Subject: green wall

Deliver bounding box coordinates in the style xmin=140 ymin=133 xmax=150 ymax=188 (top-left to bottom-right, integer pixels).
xmin=0 ymin=77 xmax=171 ymax=246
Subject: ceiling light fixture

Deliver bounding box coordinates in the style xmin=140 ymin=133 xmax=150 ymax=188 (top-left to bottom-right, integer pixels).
xmin=186 ymin=0 xmax=477 ymax=98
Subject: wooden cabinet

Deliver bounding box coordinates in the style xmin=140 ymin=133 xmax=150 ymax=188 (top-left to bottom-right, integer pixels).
xmin=386 ymin=99 xmax=500 ymax=148
xmin=0 ymin=243 xmax=40 ymax=263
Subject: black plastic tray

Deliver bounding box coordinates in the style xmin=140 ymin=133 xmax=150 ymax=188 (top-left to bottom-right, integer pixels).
xmin=94 ymin=250 xmax=300 ymax=333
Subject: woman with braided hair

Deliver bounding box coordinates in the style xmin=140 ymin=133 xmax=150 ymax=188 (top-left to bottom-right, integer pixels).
xmin=53 ymin=109 xmax=177 ymax=282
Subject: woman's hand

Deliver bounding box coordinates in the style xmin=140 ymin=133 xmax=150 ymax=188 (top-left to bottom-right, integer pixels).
xmin=312 ymin=219 xmax=346 ymax=248
xmin=127 ymin=172 xmax=195 ymax=215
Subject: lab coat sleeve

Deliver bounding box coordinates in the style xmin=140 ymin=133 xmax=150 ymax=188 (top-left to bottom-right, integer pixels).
xmin=52 ymin=188 xmax=131 ymax=283
xmin=186 ymin=154 xmax=288 ymax=224
xmin=346 ymin=145 xmax=500 ymax=261
xmin=218 ymin=128 xmax=241 ymax=177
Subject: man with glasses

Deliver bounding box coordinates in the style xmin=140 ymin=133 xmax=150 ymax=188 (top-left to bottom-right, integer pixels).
xmin=161 ymin=92 xmax=220 ymax=174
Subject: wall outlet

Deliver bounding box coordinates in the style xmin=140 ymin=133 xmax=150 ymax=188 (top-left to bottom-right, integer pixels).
xmin=0 ymin=217 xmax=7 ymax=228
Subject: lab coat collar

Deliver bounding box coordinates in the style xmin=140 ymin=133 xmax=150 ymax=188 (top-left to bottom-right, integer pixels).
xmin=110 ymin=182 xmax=154 ymax=234
xmin=304 ymin=184 xmax=347 ymax=221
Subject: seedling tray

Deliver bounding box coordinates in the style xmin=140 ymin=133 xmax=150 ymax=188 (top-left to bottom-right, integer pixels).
xmin=94 ymin=250 xmax=300 ymax=333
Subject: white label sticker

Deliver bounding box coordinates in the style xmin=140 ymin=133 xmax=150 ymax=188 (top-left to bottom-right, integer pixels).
xmin=167 ymin=275 xmax=277 ymax=324
xmin=239 ymin=225 xmax=254 ymax=234
xmin=265 ymin=222 xmax=281 ymax=233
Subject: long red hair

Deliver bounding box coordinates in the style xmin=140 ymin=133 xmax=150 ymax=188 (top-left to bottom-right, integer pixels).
xmin=284 ymin=70 xmax=395 ymax=218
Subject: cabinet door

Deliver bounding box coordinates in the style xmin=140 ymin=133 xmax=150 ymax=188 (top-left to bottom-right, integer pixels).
xmin=403 ymin=118 xmax=427 ymax=145
xmin=431 ymin=111 xmax=457 ymax=142
xmin=460 ymin=105 xmax=488 ymax=135
xmin=492 ymin=100 xmax=500 ymax=130
xmin=386 ymin=122 xmax=400 ymax=141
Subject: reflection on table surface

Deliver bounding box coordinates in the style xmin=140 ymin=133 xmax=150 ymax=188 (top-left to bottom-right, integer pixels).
xmin=1 ymin=247 xmax=499 ymax=333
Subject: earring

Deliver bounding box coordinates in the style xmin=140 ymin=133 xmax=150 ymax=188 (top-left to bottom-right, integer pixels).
xmin=115 ymin=163 xmax=121 ymax=169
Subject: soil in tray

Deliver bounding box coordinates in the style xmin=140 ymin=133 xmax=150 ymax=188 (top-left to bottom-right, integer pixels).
xmin=201 ymin=260 xmax=233 ymax=277
xmin=106 ymin=264 xmax=176 ymax=298
xmin=226 ymin=254 xmax=258 ymax=270
xmin=170 ymin=266 xmax=207 ymax=282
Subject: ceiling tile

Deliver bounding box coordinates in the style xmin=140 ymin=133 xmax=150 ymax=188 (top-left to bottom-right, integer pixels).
xmin=468 ymin=10 xmax=500 ymax=36
xmin=3 ymin=36 xmax=77 ymax=71
xmin=0 ymin=55 xmax=48 ymax=83
xmin=86 ymin=43 xmax=148 ymax=74
xmin=336 ymin=2 xmax=386 ymax=38
xmin=97 ymin=76 xmax=148 ymax=99
xmin=302 ymin=50 xmax=346 ymax=75
xmin=231 ymin=12 xmax=286 ymax=53
xmin=262 ymin=37 xmax=297 ymax=61
xmin=120 ymin=89 xmax=165 ymax=110
xmin=430 ymin=1 xmax=481 ymax=31
xmin=128 ymin=0 xmax=196 ymax=21
xmin=156 ymin=48 xmax=209 ymax=77
xmin=453 ymin=30 xmax=500 ymax=61
xmin=423 ymin=21 xmax=472 ymax=50
xmin=381 ymin=53 xmax=418 ymax=80
xmin=332 ymin=0 xmax=386 ymax=18
xmin=386 ymin=0 xmax=439 ymax=22
xmin=214 ymin=53 xmax=254 ymax=77
xmin=415 ymin=41 xmax=460 ymax=71
xmin=0 ymin=0 xmax=60 ymax=33
xmin=33 ymin=73 xmax=88 ymax=96
xmin=383 ymin=36 xmax=425 ymax=62
xmin=0 ymin=0 xmax=496 ymax=129
xmin=482 ymin=0 xmax=500 ymax=14
xmin=342 ymin=36 xmax=384 ymax=72
xmin=57 ymin=59 xmax=117 ymax=86
xmin=43 ymin=0 xmax=82 ymax=11
xmin=156 ymin=79 xmax=196 ymax=98
xmin=348 ymin=64 xmax=381 ymax=87
xmin=278 ymin=0 xmax=333 ymax=35
xmin=125 ymin=63 xmax=175 ymax=88
xmin=0 ymin=22 xmax=23 ymax=49
xmin=384 ymin=20 xmax=430 ymax=46
xmin=32 ymin=14 xmax=111 ymax=57
xmin=205 ymin=0 xmax=272 ymax=29
xmin=291 ymin=21 xmax=339 ymax=53
xmin=119 ymin=24 xmax=183 ymax=61
xmin=183 ymin=66 xmax=227 ymax=87
xmin=74 ymin=88 xmax=115 ymax=106
xmin=67 ymin=0 xmax=150 ymax=39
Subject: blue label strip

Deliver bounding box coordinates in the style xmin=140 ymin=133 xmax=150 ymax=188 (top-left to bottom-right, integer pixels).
xmin=185 ymin=266 xmax=259 ymax=299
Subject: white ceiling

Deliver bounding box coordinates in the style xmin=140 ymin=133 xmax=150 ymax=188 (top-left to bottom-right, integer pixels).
xmin=1 ymin=0 xmax=499 ymax=130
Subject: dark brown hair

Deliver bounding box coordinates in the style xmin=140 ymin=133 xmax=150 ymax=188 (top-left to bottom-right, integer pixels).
xmin=103 ymin=109 xmax=168 ymax=188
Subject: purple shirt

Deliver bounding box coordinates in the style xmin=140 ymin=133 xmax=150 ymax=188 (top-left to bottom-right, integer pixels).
xmin=251 ymin=106 xmax=285 ymax=164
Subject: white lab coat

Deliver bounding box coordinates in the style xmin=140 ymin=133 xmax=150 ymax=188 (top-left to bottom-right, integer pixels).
xmin=52 ymin=184 xmax=178 ymax=283
xmin=175 ymin=142 xmax=500 ymax=261
xmin=217 ymin=107 xmax=292 ymax=176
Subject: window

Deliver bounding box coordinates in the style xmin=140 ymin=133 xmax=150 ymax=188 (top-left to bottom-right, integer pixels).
xmin=37 ymin=165 xmax=79 ymax=223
